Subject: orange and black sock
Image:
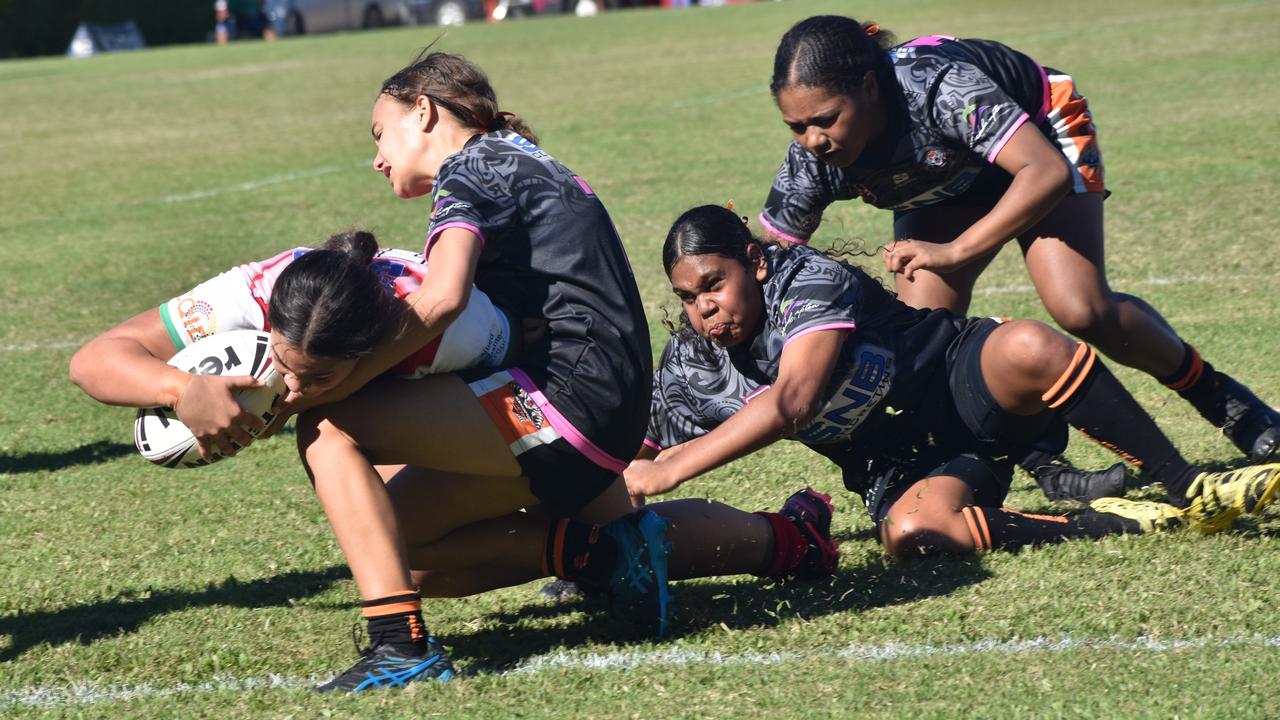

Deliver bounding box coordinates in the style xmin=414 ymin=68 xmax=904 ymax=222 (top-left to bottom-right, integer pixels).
xmin=542 ymin=518 xmax=617 ymax=586
xmin=752 ymin=512 xmax=808 ymax=578
xmin=362 ymin=591 xmax=427 ymax=654
xmin=961 ymin=506 xmax=1136 ymax=552
xmin=1159 ymin=343 xmax=1223 ymax=425
xmin=1047 ymin=343 xmax=1197 ymax=504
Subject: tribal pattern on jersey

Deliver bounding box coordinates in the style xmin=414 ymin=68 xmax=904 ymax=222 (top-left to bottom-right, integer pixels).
xmin=647 ymin=245 xmax=960 ymax=450
xmin=761 ymin=36 xmax=1051 ymax=241
xmin=158 ymin=246 xmax=512 ymax=376
xmin=427 ymin=131 xmax=651 ymax=465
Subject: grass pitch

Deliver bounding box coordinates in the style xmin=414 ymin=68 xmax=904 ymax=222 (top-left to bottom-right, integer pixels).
xmin=2 ymin=0 xmax=1279 ymax=717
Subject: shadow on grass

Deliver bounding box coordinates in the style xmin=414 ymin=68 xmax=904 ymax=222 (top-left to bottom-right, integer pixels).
xmin=0 ymin=440 xmax=136 ymax=475
xmin=452 ymin=554 xmax=990 ymax=674
xmin=0 ymin=428 xmax=298 ymax=476
xmin=0 ymin=565 xmax=349 ymax=662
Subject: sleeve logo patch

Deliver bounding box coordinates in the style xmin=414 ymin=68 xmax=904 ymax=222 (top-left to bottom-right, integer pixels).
xmin=176 ymin=297 xmax=217 ymax=343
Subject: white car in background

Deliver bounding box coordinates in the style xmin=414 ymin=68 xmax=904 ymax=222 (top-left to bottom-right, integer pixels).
xmin=267 ymin=0 xmax=417 ymax=35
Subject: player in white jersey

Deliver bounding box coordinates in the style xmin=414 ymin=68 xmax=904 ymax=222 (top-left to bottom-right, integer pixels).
xmin=71 ymin=230 xmax=514 ymax=459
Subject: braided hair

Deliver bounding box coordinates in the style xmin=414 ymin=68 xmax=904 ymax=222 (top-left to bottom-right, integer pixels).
xmin=770 ymin=15 xmax=897 ymax=100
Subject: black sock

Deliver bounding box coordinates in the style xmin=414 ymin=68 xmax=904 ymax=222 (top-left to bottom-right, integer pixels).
xmin=1046 ymin=344 xmax=1196 ymax=505
xmin=1158 ymin=343 xmax=1224 ymax=425
xmin=543 ymin=518 xmax=617 ymax=585
xmin=362 ymin=593 xmax=427 ymax=654
xmin=962 ymin=506 xmax=1135 ymax=552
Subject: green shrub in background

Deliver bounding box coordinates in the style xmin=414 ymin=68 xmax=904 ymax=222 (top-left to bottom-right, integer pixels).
xmin=0 ymin=0 xmax=211 ymax=58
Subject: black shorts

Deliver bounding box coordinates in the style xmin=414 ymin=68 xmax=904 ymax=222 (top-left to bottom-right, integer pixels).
xmin=460 ymin=368 xmax=627 ymax=514
xmin=826 ymin=317 xmax=1068 ymax=525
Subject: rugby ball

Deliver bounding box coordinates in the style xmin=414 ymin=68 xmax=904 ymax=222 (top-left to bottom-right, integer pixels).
xmin=134 ymin=330 xmax=285 ymax=469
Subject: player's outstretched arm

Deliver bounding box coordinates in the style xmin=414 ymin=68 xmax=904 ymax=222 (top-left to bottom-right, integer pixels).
xmin=69 ymin=308 xmax=190 ymax=408
xmin=625 ymin=329 xmax=846 ymax=498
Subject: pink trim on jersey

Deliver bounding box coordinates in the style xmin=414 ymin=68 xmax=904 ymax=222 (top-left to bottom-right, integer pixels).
xmin=425 ymin=222 xmax=486 ymax=259
xmin=758 ymin=213 xmax=808 ymax=245
xmin=507 ymin=367 xmax=628 ymax=475
xmin=1035 ymin=65 xmax=1051 ymax=123
xmin=743 ymin=384 xmax=772 ymax=403
xmin=574 ymin=176 xmax=595 ymax=196
xmin=643 ymin=437 xmax=663 ymax=451
xmin=239 ymin=247 xmax=304 ymax=308
xmin=986 ymin=113 xmax=1029 ymax=163
xmin=902 ymin=35 xmax=956 ymax=47
xmin=784 ymin=324 xmax=856 ymax=349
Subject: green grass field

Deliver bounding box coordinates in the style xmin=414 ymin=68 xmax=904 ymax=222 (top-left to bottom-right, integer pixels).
xmin=2 ymin=0 xmax=1279 ymax=716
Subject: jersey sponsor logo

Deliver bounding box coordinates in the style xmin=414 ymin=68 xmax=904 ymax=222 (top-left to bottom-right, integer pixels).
xmin=504 ymin=134 xmax=549 ymax=160
xmin=175 ymin=296 xmax=216 ymax=343
xmin=893 ymin=166 xmax=982 ymax=210
xmin=963 ymin=103 xmax=988 ymax=134
xmin=430 ymin=197 xmax=476 ymax=224
xmin=795 ymin=345 xmax=894 ymax=444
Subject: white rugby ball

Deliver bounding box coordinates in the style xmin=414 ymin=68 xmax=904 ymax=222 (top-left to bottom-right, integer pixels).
xmin=134 ymin=330 xmax=285 ymax=469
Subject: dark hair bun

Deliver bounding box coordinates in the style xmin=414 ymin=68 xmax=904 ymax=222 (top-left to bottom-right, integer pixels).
xmin=322 ymin=230 xmax=379 ymax=265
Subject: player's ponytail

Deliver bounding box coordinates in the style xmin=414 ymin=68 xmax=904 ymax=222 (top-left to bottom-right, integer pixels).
xmin=269 ymin=231 xmax=404 ymax=359
xmin=381 ymin=51 xmax=540 ymax=145
xmin=770 ymin=15 xmax=896 ymax=100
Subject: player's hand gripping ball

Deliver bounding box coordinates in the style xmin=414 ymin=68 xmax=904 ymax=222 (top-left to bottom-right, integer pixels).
xmin=134 ymin=330 xmax=285 ymax=468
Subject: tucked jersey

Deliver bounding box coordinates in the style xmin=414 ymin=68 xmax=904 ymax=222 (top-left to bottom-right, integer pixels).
xmin=426 ymin=131 xmax=652 ymax=462
xmin=761 ymin=36 xmax=1049 ymax=240
xmin=159 ymin=247 xmax=513 ymax=377
xmin=647 ymin=245 xmax=959 ymax=451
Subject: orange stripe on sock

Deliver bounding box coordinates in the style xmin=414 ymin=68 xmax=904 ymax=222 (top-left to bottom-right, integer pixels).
xmin=1076 ymin=428 xmax=1144 ymax=468
xmin=1165 ymin=347 xmax=1204 ymax=392
xmin=1042 ymin=343 xmax=1089 ymax=405
xmin=362 ymin=600 xmax=422 ymax=618
xmin=551 ymin=518 xmax=569 ymax=579
xmin=973 ymin=507 xmax=993 ymax=550
xmin=1045 ymin=344 xmax=1097 ymax=409
xmin=961 ymin=507 xmax=989 ymax=552
xmin=1007 ymin=509 xmax=1069 ymax=524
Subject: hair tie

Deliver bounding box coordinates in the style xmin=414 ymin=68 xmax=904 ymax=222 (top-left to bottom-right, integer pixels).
xmin=864 ymin=23 xmax=880 ymax=36
xmin=489 ymin=110 xmax=516 ymax=131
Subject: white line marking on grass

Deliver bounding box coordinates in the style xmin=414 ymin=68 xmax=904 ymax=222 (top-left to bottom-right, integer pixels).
xmin=506 ymin=633 xmax=1280 ymax=674
xmin=0 ymin=340 xmax=83 ymax=352
xmin=160 ymin=160 xmax=367 ymax=204
xmin=5 ymin=634 xmax=1279 ymax=709
xmin=0 ymin=674 xmax=319 ymax=710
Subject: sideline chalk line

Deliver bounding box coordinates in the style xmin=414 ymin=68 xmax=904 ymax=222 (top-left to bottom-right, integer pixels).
xmin=159 ymin=159 xmax=368 ymax=204
xmin=4 ymin=632 xmax=1279 ymax=708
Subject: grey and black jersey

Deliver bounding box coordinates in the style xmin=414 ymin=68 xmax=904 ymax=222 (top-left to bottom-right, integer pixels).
xmin=761 ymin=36 xmax=1049 ymax=239
xmin=428 ymin=131 xmax=652 ymax=462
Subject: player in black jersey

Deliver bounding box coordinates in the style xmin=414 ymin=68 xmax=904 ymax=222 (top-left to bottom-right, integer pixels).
xmin=628 ymin=205 xmax=1280 ymax=558
xmin=262 ymin=51 xmax=676 ymax=693
xmin=760 ymin=16 xmax=1279 ymax=490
